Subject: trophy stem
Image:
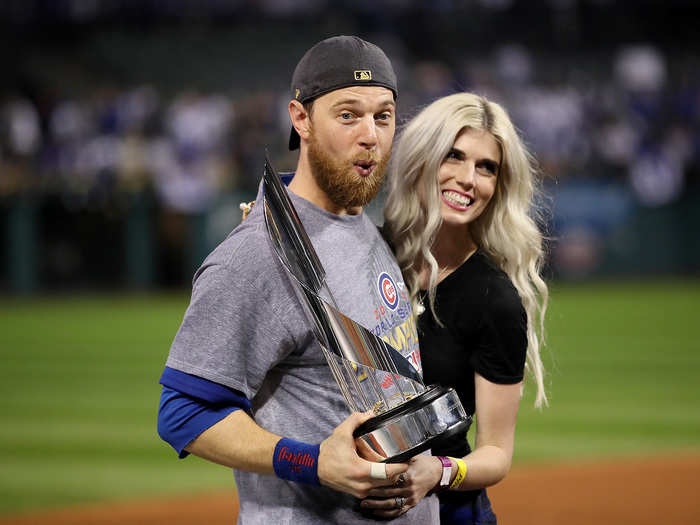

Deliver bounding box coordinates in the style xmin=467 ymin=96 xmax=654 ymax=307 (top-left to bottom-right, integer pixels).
xmin=341 ymin=359 xmax=373 ymax=411
xmin=367 ymin=370 xmax=395 ymax=414
xmin=323 ymin=348 xmax=360 ymax=412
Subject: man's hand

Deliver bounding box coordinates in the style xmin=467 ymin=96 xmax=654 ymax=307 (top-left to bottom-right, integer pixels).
xmin=318 ymin=411 xmax=408 ymax=498
xmin=360 ymin=454 xmax=442 ymax=518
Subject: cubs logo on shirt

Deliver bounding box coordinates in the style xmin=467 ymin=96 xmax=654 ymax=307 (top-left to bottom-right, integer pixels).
xmin=377 ymin=272 xmax=399 ymax=311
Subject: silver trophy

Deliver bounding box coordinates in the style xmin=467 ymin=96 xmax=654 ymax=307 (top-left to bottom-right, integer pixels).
xmin=262 ymin=156 xmax=470 ymax=463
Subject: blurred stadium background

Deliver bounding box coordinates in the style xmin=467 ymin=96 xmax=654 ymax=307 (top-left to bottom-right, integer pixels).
xmin=1 ymin=0 xmax=699 ymax=521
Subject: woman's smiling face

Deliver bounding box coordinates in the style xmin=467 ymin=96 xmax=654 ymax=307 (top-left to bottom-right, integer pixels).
xmin=437 ymin=127 xmax=501 ymax=232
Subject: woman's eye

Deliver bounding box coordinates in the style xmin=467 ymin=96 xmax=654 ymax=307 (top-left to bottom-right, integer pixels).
xmin=479 ymin=161 xmax=498 ymax=174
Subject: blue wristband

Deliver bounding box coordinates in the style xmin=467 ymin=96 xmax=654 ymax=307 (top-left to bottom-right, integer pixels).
xmin=273 ymin=438 xmax=321 ymax=486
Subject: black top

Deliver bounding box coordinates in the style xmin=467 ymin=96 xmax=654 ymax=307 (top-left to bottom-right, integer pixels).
xmin=418 ymin=250 xmax=527 ymax=505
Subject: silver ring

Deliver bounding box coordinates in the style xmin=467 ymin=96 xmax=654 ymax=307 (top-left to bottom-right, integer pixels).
xmin=394 ymin=496 xmax=406 ymax=509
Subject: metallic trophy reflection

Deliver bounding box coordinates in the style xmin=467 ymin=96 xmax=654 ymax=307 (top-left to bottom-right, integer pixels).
xmin=262 ymin=156 xmax=471 ymax=463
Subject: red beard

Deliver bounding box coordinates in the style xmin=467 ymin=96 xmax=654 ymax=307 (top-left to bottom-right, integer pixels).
xmin=307 ymin=131 xmax=391 ymax=209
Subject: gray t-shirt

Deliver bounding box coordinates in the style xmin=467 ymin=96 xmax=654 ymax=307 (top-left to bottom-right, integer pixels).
xmin=166 ymin=180 xmax=437 ymax=524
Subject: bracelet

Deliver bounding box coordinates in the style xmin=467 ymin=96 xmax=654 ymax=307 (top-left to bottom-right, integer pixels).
xmin=447 ymin=456 xmax=467 ymax=490
xmin=436 ymin=456 xmax=453 ymax=490
xmin=273 ymin=438 xmax=321 ymax=486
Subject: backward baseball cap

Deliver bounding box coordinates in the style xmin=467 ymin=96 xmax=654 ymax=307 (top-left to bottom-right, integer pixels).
xmin=288 ymin=35 xmax=398 ymax=150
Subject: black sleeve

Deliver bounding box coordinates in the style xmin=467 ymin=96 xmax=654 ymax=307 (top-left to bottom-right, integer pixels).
xmin=471 ymin=274 xmax=528 ymax=384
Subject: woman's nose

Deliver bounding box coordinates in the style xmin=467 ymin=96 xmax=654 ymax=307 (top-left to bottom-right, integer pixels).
xmin=454 ymin=163 xmax=475 ymax=187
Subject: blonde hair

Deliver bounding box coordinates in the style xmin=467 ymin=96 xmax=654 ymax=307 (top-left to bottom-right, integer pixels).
xmin=383 ymin=92 xmax=549 ymax=407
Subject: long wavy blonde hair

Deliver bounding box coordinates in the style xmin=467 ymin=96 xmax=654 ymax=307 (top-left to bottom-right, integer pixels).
xmin=383 ymin=92 xmax=549 ymax=407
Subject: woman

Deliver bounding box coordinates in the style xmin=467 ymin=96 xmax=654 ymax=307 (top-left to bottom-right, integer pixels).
xmin=361 ymin=93 xmax=549 ymax=524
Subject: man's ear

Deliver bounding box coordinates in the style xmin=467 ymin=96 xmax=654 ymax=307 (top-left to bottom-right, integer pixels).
xmin=289 ymin=100 xmax=311 ymax=142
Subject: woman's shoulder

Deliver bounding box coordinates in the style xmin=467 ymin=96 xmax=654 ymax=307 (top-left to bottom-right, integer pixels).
xmin=471 ymin=251 xmax=524 ymax=316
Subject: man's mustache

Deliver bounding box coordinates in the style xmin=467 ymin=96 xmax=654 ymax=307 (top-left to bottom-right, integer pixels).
xmin=351 ymin=152 xmax=381 ymax=164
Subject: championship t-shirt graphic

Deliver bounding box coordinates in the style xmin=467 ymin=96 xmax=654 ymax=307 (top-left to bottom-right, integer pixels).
xmin=366 ymin=240 xmax=421 ymax=375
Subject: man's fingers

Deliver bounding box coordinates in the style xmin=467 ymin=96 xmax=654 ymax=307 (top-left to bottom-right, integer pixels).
xmin=361 ymin=497 xmax=402 ymax=510
xmin=360 ymin=496 xmax=410 ymax=518
xmin=351 ymin=410 xmax=375 ymax=427
xmin=338 ymin=410 xmax=374 ymax=434
xmin=365 ymin=460 xmax=408 ymax=484
xmin=385 ymin=461 xmax=409 ymax=478
xmin=365 ymin=486 xmax=405 ymax=498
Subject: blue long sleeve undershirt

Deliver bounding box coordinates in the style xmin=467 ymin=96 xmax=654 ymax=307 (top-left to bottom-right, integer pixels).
xmin=158 ymin=174 xmax=290 ymax=458
xmin=157 ymin=367 xmax=251 ymax=458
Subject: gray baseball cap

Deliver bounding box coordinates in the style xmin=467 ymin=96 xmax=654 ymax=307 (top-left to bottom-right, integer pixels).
xmin=288 ymin=35 xmax=398 ymax=150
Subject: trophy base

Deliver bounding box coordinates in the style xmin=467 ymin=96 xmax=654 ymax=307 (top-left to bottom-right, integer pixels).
xmin=353 ymin=385 xmax=471 ymax=464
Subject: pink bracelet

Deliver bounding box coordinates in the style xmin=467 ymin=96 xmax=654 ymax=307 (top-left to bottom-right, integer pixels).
xmin=436 ymin=456 xmax=453 ymax=491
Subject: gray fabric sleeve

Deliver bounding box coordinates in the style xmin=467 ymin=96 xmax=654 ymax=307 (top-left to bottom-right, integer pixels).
xmin=165 ymin=240 xmax=299 ymax=400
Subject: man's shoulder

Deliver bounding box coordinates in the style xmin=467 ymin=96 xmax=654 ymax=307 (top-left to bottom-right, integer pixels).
xmin=197 ymin=213 xmax=281 ymax=285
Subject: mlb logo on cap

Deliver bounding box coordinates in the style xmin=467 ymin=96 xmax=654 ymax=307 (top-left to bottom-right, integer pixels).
xmin=354 ymin=70 xmax=372 ymax=80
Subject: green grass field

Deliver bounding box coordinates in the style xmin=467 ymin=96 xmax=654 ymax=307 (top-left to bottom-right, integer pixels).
xmin=1 ymin=280 xmax=700 ymax=515
xmin=516 ymin=280 xmax=700 ymax=462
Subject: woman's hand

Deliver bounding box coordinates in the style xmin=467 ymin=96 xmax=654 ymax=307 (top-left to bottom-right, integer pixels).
xmin=359 ymin=454 xmax=442 ymax=518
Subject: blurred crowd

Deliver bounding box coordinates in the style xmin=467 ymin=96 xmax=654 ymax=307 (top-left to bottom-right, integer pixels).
xmin=1 ymin=85 xmax=240 ymax=213
xmin=2 ymin=40 xmax=698 ymax=215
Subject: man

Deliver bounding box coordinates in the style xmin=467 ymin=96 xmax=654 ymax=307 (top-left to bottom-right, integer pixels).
xmin=157 ymin=36 xmax=437 ymax=523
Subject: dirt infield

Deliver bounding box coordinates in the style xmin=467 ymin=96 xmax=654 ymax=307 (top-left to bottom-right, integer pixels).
xmin=2 ymin=455 xmax=699 ymax=524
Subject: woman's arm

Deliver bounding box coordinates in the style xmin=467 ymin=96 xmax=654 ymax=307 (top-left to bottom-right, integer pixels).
xmin=360 ymin=373 xmax=522 ymax=517
xmin=452 ymin=373 xmax=521 ymax=490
